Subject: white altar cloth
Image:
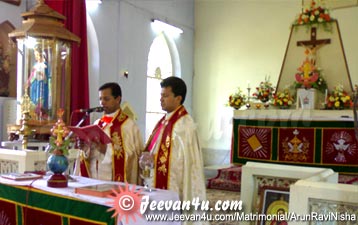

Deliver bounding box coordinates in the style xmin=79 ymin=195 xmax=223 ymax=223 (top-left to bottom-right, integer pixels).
xmin=234 ymin=109 xmax=354 ymax=121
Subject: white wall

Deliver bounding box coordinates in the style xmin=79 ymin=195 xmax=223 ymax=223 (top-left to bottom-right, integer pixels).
xmin=194 ymin=0 xmax=358 ymax=165
xmin=87 ymin=0 xmax=194 ymax=137
xmin=0 ymin=1 xmax=24 ymax=27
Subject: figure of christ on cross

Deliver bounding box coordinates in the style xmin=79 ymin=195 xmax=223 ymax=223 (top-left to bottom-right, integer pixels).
xmin=296 ymin=27 xmax=331 ymax=64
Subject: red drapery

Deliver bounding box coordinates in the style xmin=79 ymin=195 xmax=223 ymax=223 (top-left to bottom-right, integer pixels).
xmin=45 ymin=0 xmax=90 ymax=126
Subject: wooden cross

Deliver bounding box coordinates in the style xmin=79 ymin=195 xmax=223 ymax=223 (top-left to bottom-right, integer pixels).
xmin=297 ymin=27 xmax=331 ymax=50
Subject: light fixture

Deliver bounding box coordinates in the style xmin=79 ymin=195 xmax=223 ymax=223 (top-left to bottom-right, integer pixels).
xmin=86 ymin=0 xmax=102 ymax=11
xmin=151 ymin=19 xmax=183 ymax=35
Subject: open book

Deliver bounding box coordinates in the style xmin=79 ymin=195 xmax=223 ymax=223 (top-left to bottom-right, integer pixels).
xmin=68 ymin=125 xmax=111 ymax=144
xmin=1 ymin=173 xmax=43 ymax=181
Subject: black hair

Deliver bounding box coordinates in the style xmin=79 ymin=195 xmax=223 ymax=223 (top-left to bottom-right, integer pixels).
xmin=99 ymin=82 xmax=122 ymax=98
xmin=160 ymin=77 xmax=187 ymax=104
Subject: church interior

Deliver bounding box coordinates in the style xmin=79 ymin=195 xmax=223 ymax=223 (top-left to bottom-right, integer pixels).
xmin=0 ymin=0 xmax=357 ymax=224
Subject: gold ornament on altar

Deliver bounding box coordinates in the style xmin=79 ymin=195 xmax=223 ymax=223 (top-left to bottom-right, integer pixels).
xmin=282 ymin=129 xmax=309 ymax=162
xmin=48 ymin=108 xmax=71 ymax=155
xmin=18 ymin=89 xmax=33 ymax=149
xmin=293 ymin=58 xmax=327 ymax=93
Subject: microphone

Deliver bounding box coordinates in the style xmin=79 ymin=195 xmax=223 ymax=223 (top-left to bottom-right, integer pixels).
xmin=74 ymin=107 xmax=104 ymax=113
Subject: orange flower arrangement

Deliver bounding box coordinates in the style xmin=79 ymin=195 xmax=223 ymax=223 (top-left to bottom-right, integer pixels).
xmin=294 ymin=0 xmax=332 ymax=25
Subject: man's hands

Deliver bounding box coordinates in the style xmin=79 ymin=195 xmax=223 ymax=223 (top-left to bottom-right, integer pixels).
xmin=76 ymin=137 xmax=107 ymax=155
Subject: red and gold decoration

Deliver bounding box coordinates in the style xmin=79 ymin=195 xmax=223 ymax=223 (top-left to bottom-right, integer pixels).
xmin=232 ymin=118 xmax=358 ymax=173
xmin=150 ymin=106 xmax=188 ymax=189
xmin=325 ymin=85 xmax=353 ymax=110
xmin=279 ymin=128 xmax=314 ymax=163
xmin=18 ymin=89 xmax=33 ymax=149
xmin=47 ymin=108 xmax=70 ymax=187
xmin=293 ymin=58 xmax=327 ymax=93
xmin=237 ymin=126 xmax=272 ymax=160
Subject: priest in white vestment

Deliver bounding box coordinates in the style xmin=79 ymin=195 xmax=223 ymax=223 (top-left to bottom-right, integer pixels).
xmin=74 ymin=82 xmax=143 ymax=184
xmin=146 ymin=77 xmax=208 ymax=225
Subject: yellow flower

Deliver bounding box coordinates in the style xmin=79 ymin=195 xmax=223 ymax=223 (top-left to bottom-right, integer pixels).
xmin=334 ymin=101 xmax=340 ymax=108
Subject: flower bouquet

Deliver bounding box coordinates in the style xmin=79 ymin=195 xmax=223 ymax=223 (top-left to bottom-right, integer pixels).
xmin=228 ymin=87 xmax=247 ymax=109
xmin=252 ymin=78 xmax=275 ymax=103
xmin=325 ymin=85 xmax=353 ymax=110
xmin=273 ymin=89 xmax=295 ymax=109
xmin=293 ymin=0 xmax=332 ymax=26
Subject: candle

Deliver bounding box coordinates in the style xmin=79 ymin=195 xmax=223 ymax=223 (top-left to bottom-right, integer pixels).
xmin=324 ymin=89 xmax=328 ymax=104
xmin=247 ymin=80 xmax=250 ymax=89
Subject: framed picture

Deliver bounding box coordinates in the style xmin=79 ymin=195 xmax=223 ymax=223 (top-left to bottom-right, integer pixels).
xmin=0 ymin=21 xmax=17 ymax=97
xmin=0 ymin=0 xmax=21 ymax=6
xmin=259 ymin=186 xmax=289 ymax=225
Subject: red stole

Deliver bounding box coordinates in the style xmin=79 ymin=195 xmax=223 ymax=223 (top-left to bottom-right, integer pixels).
xmin=109 ymin=112 xmax=128 ymax=181
xmin=79 ymin=151 xmax=90 ymax=178
xmin=151 ymin=106 xmax=188 ymax=189
xmin=79 ymin=110 xmax=128 ymax=181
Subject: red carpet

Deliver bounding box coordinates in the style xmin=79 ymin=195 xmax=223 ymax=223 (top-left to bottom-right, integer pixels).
xmin=207 ymin=166 xmax=242 ymax=192
xmin=207 ymin=165 xmax=358 ymax=192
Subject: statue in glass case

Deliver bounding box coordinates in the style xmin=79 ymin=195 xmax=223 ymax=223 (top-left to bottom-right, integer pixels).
xmin=27 ymin=46 xmax=51 ymax=121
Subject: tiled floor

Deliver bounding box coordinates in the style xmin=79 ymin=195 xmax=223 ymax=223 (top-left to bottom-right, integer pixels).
xmin=206 ymin=188 xmax=241 ymax=225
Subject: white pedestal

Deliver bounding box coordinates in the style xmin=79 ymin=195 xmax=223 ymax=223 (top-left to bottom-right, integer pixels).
xmin=296 ymin=88 xmax=320 ymax=109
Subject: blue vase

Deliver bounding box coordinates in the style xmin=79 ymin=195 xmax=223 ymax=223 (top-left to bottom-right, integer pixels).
xmin=47 ymin=153 xmax=69 ymax=187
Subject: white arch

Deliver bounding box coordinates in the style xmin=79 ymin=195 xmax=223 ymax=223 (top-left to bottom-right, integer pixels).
xmin=145 ymin=32 xmax=181 ymax=141
xmin=162 ymin=32 xmax=181 ymax=77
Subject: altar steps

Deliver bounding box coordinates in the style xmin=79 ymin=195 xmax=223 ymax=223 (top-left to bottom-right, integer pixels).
xmin=206 ymin=165 xmax=358 ymax=192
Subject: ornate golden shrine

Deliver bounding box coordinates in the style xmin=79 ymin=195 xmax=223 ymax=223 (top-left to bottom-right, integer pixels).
xmin=8 ymin=0 xmax=80 ymax=141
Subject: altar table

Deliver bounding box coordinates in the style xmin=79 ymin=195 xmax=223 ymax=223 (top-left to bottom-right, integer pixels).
xmin=232 ymin=109 xmax=358 ymax=173
xmin=0 ymin=176 xmax=180 ymax=225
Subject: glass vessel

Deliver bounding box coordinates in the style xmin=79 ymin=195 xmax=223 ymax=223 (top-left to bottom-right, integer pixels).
xmin=139 ymin=152 xmax=154 ymax=192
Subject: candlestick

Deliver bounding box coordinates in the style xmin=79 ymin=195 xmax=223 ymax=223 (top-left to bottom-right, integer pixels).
xmin=246 ymin=87 xmax=251 ymax=109
xmin=324 ymin=89 xmax=328 ymax=106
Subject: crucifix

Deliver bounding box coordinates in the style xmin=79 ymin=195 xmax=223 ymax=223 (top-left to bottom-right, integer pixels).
xmin=297 ymin=27 xmax=331 ymax=64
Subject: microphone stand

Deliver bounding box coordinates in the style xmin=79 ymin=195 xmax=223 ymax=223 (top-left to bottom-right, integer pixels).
xmin=66 ymin=112 xmax=90 ymax=141
xmin=45 ymin=112 xmax=90 ymax=152
xmin=62 ymin=112 xmax=91 ymax=181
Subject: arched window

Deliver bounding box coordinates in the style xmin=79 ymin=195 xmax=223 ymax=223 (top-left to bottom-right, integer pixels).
xmin=145 ymin=33 xmax=173 ymax=141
